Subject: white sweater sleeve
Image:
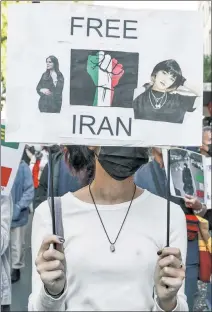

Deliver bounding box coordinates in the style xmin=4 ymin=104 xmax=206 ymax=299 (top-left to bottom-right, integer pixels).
xmin=28 ymin=201 xmax=66 ymax=311
xmin=152 ymin=203 xmax=188 ymax=312
xmin=1 ymin=196 xmax=12 ymax=256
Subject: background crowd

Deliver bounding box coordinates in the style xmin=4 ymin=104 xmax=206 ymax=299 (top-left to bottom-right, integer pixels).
xmin=0 ymin=117 xmax=211 ymax=311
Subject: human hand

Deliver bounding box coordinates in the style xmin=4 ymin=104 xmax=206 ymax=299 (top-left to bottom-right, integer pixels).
xmin=154 ymin=247 xmax=185 ymax=311
xmin=35 ymin=235 xmax=66 ymax=296
xmin=12 ymin=204 xmax=21 ymax=221
xmin=40 ymin=88 xmax=52 ymax=96
xmin=87 ymin=51 xmax=124 ymax=106
xmin=184 ymin=194 xmax=202 ymax=211
xmin=200 ymin=144 xmax=210 ymax=155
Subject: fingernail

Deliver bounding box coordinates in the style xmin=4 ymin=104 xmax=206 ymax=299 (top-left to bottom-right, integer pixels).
xmin=157 ymin=250 xmax=162 ymax=256
xmin=57 ymin=237 xmax=65 ymax=243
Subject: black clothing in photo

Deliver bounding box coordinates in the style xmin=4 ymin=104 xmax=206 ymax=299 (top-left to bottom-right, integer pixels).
xmin=37 ymin=72 xmax=64 ymax=113
xmin=182 ymin=167 xmax=194 ymax=196
xmin=133 ymin=88 xmax=197 ymax=124
xmin=1 ymin=306 xmax=10 ymax=312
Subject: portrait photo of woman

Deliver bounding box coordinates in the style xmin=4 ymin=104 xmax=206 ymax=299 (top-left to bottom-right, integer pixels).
xmin=133 ymin=59 xmax=199 ymax=124
xmin=36 ymin=56 xmax=64 ymax=113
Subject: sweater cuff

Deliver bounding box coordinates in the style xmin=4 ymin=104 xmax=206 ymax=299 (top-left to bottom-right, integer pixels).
xmin=153 ymin=297 xmax=182 ymax=311
xmin=36 ymin=284 xmax=67 ymax=311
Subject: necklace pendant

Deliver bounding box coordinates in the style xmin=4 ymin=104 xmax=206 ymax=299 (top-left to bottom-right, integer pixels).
xmin=110 ymin=244 xmax=115 ymax=253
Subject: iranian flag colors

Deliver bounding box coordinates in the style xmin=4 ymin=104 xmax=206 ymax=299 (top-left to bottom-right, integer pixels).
xmin=1 ymin=125 xmax=19 ymax=149
xmin=1 ymin=166 xmax=12 ymax=187
xmin=87 ymin=51 xmax=124 ymax=107
xmin=196 ymin=174 xmax=205 ymax=199
xmin=1 ymin=122 xmax=24 ymax=195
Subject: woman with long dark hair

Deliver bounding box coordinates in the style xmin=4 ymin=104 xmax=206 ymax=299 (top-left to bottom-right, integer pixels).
xmin=29 ymin=146 xmax=188 ymax=311
xmin=133 ymin=59 xmax=199 ymax=124
xmin=37 ymin=56 xmax=64 ymax=113
xmin=182 ymin=163 xmax=194 ymax=196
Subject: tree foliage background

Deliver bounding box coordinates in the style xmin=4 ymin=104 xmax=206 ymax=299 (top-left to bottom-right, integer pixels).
xmin=1 ymin=1 xmax=31 ymax=109
xmin=204 ymin=55 xmax=212 ymax=83
xmin=1 ymin=1 xmax=30 ymax=89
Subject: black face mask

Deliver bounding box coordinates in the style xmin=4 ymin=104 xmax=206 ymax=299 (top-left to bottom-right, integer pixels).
xmin=207 ymin=144 xmax=212 ymax=157
xmin=97 ymin=146 xmax=149 ymax=181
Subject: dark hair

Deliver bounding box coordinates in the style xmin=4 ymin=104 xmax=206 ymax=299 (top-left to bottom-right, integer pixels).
xmin=22 ymin=149 xmax=30 ymax=165
xmin=184 ymin=163 xmax=188 ymax=168
xmin=44 ymin=55 xmax=63 ymax=80
xmin=203 ymin=126 xmax=212 ymax=133
xmin=203 ymin=117 xmax=212 ymax=127
xmin=151 ymin=59 xmax=185 ymax=89
xmin=65 ymin=145 xmax=95 ymax=186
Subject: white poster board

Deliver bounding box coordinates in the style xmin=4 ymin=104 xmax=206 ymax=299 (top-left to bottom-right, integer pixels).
xmin=1 ymin=121 xmax=25 ymax=196
xmin=6 ymin=3 xmax=203 ymax=146
xmin=163 ymin=148 xmax=206 ymax=204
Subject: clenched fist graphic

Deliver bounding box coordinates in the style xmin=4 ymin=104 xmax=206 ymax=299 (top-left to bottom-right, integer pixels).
xmin=87 ymin=51 xmax=124 ymax=106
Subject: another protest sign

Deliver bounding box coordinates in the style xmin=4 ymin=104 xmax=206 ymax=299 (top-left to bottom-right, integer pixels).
xmin=163 ymin=148 xmax=206 ymax=204
xmin=1 ymin=122 xmax=24 ymax=196
xmin=6 ymin=2 xmax=202 ymax=146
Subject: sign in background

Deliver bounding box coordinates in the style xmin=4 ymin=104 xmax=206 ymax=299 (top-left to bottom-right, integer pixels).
xmin=163 ymin=148 xmax=207 ymax=204
xmin=6 ymin=3 xmax=203 ymax=146
xmin=1 ymin=122 xmax=24 ymax=196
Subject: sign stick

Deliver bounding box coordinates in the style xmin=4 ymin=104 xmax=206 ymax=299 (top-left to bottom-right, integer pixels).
xmin=48 ymin=147 xmax=57 ymax=249
xmin=166 ymin=149 xmax=171 ymax=247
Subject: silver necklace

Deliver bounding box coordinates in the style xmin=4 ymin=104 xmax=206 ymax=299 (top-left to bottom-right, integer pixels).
xmin=149 ymin=89 xmax=167 ymax=109
xmin=89 ymin=184 xmax=136 ymax=253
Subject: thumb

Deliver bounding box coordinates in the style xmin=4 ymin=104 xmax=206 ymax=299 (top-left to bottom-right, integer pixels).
xmin=185 ymin=194 xmax=193 ymax=199
xmin=38 ymin=235 xmax=62 ymax=256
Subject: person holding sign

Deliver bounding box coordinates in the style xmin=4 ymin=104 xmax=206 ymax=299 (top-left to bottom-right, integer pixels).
xmin=200 ymin=126 xmax=212 ymax=227
xmin=36 ymin=56 xmax=64 ymax=113
xmin=133 ymin=60 xmax=199 ymax=123
xmin=134 ymin=147 xmax=208 ymax=311
xmin=200 ymin=126 xmax=212 ymax=311
xmin=29 ymin=146 xmax=188 ymax=311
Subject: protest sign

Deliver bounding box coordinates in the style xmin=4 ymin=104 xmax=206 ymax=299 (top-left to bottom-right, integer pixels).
xmin=163 ymin=148 xmax=206 ymax=204
xmin=6 ymin=3 xmax=202 ymax=146
xmin=1 ymin=122 xmax=24 ymax=196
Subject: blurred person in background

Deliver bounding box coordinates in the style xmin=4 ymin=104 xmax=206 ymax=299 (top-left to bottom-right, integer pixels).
xmin=200 ymin=126 xmax=212 ymax=311
xmin=10 ymin=154 xmax=34 ymax=283
xmin=134 ymin=147 xmax=208 ymax=311
xmin=26 ymin=145 xmax=59 ymax=209
xmin=200 ymin=126 xmax=212 ymax=158
xmin=27 ymin=144 xmax=48 ymax=188
xmin=23 ymin=145 xmax=35 ymax=166
xmin=1 ymin=196 xmax=13 ymax=312
xmin=34 ymin=145 xmax=94 ymax=208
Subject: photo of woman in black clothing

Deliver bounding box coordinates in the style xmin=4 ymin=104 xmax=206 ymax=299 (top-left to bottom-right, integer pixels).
xmin=133 ymin=59 xmax=199 ymax=124
xmin=37 ymin=56 xmax=64 ymax=113
xmin=182 ymin=163 xmax=194 ymax=196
